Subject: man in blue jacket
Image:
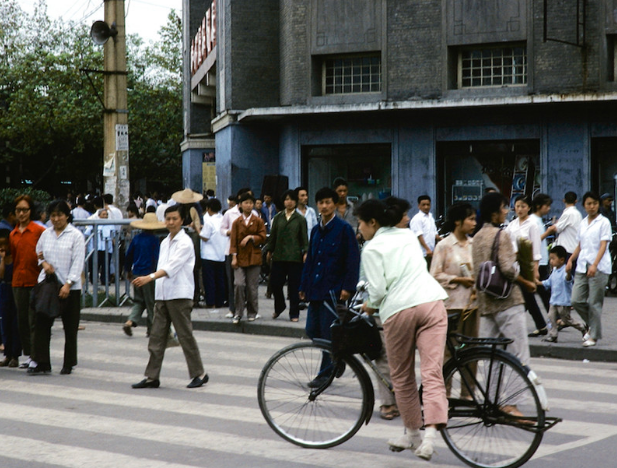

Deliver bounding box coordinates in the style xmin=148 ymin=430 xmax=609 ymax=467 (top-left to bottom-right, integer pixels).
xmin=299 ymin=187 xmax=360 ymax=387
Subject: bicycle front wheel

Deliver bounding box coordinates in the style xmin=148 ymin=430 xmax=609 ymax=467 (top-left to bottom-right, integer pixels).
xmin=442 ymin=348 xmax=545 ymax=468
xmin=257 ymin=341 xmax=372 ymax=449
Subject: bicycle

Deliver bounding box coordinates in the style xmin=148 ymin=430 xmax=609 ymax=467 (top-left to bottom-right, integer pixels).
xmin=257 ymin=285 xmax=561 ymax=468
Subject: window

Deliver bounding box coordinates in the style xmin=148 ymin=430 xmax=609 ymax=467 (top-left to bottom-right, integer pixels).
xmin=322 ymin=55 xmax=381 ymax=95
xmin=458 ymin=45 xmax=527 ymax=88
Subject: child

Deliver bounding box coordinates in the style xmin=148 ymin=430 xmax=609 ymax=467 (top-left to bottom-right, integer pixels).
xmin=0 ymin=231 xmax=21 ymax=367
xmin=540 ymin=245 xmax=587 ymax=343
xmin=230 ymin=193 xmax=267 ymax=324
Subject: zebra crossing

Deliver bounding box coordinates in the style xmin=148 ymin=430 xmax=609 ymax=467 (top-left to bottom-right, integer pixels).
xmin=0 ymin=322 xmax=615 ymax=467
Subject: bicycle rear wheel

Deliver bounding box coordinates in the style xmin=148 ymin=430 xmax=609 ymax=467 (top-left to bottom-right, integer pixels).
xmin=257 ymin=341 xmax=372 ymax=449
xmin=442 ymin=348 xmax=544 ymax=468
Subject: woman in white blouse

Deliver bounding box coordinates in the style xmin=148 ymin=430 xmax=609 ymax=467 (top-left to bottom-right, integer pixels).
xmin=358 ymin=199 xmax=448 ymax=461
xmin=567 ymin=192 xmax=612 ymax=347
xmin=30 ymin=200 xmax=85 ymax=375
xmin=505 ymin=195 xmax=548 ymax=337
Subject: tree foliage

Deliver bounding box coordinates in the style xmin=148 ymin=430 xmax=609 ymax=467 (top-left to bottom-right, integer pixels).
xmin=0 ymin=0 xmax=183 ymax=195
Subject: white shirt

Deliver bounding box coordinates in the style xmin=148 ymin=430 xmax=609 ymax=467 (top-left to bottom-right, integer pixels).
xmin=84 ymin=224 xmax=114 ymax=253
xmin=554 ymin=205 xmax=583 ymax=253
xmin=200 ymin=213 xmax=226 ymax=262
xmin=505 ymin=216 xmax=542 ymax=261
xmin=71 ymin=206 xmax=90 ymax=220
xmin=106 ymin=204 xmax=123 ymax=220
xmin=531 ymin=213 xmax=549 ymax=266
xmin=155 ymin=228 xmax=195 ymax=300
xmin=409 ymin=211 xmax=437 ymax=256
xmin=36 ymin=224 xmax=85 ymax=290
xmin=575 ymin=214 xmax=612 ymax=275
xmin=220 ymin=205 xmax=241 ymax=255
xmin=297 ymin=206 xmax=318 ymax=236
xmin=362 ymin=227 xmax=448 ymax=324
xmin=156 ymin=202 xmax=169 ymax=222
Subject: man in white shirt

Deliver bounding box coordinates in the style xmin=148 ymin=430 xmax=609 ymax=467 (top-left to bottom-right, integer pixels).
xmin=200 ymin=198 xmax=227 ymax=308
xmin=131 ymin=205 xmax=208 ymax=389
xmin=546 ymin=191 xmax=583 ymax=255
xmin=103 ymin=194 xmax=123 ymax=220
xmin=409 ymin=195 xmax=441 ymax=266
xmin=295 ymin=186 xmax=318 ymax=235
xmin=155 ymin=193 xmax=170 ymax=222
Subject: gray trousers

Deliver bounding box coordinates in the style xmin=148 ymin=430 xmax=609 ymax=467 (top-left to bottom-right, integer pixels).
xmin=144 ymin=299 xmax=204 ymax=380
xmin=233 ymin=265 xmax=260 ymax=318
xmin=480 ymin=304 xmax=530 ymax=367
xmin=571 ymin=271 xmax=608 ymax=341
xmin=13 ymin=287 xmax=35 ymax=357
xmin=128 ymin=281 xmax=155 ymax=331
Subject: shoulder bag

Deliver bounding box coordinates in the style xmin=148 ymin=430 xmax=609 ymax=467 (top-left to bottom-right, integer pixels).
xmin=476 ymin=229 xmax=513 ymax=299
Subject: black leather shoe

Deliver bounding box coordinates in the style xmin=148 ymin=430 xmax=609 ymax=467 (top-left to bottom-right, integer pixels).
xmin=528 ymin=328 xmax=548 ymax=337
xmin=307 ymin=374 xmax=330 ymax=388
xmin=60 ymin=367 xmax=72 ymax=375
xmin=132 ymin=378 xmax=160 ymax=389
xmin=187 ymin=374 xmax=209 ymax=388
xmin=27 ymin=365 xmax=51 ymax=375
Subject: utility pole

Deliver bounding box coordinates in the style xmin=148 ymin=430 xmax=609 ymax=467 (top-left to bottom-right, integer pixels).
xmin=102 ymin=0 xmax=130 ymax=211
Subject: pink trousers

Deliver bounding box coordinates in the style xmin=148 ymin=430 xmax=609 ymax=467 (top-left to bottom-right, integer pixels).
xmin=383 ymin=300 xmax=448 ymax=430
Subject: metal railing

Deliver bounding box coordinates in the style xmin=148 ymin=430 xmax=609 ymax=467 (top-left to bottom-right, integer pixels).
xmin=73 ymin=219 xmax=136 ymax=308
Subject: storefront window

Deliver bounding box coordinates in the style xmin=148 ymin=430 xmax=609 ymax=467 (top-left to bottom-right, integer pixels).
xmin=302 ymin=144 xmax=391 ymax=207
xmin=437 ymin=140 xmax=540 ymax=214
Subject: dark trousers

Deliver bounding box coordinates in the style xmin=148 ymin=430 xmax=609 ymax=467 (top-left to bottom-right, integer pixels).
xmin=305 ymin=300 xmax=337 ymax=375
xmin=89 ymin=251 xmax=110 ymax=283
xmin=270 ymin=261 xmax=303 ymax=319
xmin=0 ymin=288 xmax=21 ymax=359
xmin=522 ymin=265 xmax=551 ymax=330
xmin=13 ymin=287 xmax=35 ymax=356
xmin=202 ymin=259 xmax=226 ymax=307
xmin=224 ymin=255 xmax=235 ymax=312
xmin=33 ymin=290 xmax=81 ymax=368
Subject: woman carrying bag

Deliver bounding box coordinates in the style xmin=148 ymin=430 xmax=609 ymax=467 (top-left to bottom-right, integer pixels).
xmin=30 ymin=200 xmax=85 ymax=375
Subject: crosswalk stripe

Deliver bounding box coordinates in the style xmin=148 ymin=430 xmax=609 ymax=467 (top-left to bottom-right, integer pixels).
xmin=0 ymin=401 xmax=461 ymax=468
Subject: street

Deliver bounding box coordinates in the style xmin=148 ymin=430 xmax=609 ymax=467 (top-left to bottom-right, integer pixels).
xmin=0 ymin=322 xmax=616 ymax=467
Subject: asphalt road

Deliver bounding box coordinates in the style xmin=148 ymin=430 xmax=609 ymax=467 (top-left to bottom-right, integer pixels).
xmin=0 ymin=322 xmax=616 ymax=467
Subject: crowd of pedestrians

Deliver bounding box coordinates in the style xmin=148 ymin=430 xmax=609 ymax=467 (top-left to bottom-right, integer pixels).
xmin=0 ymin=179 xmax=614 ymax=462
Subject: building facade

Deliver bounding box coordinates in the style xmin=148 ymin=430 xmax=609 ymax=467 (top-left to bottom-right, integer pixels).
xmin=184 ymin=0 xmax=617 ymax=216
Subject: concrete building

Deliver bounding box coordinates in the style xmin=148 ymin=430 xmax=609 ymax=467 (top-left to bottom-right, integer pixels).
xmin=184 ymin=0 xmax=617 ymax=218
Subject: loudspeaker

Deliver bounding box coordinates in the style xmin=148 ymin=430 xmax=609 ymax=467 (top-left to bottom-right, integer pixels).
xmin=261 ymin=175 xmax=289 ymax=211
xmin=90 ymin=21 xmax=118 ymax=45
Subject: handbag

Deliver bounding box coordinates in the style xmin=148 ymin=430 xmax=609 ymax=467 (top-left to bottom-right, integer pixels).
xmin=31 ymin=273 xmax=63 ymax=318
xmin=330 ymin=302 xmax=382 ymax=361
xmin=166 ymin=324 xmax=180 ymax=348
xmin=476 ymin=229 xmax=513 ymax=299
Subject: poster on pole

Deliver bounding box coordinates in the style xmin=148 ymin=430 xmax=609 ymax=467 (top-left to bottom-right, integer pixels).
xmin=115 ymin=124 xmax=129 ymax=151
xmin=103 ymin=153 xmax=115 ymax=176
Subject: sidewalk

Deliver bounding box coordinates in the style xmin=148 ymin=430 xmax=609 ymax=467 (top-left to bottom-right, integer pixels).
xmin=81 ymin=285 xmax=617 ymax=362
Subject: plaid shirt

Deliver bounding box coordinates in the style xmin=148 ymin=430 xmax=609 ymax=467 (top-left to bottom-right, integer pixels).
xmin=36 ymin=224 xmax=85 ymax=289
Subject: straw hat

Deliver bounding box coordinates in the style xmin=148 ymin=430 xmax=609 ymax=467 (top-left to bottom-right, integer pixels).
xmin=172 ymin=188 xmax=203 ymax=204
xmin=130 ymin=213 xmax=166 ymax=230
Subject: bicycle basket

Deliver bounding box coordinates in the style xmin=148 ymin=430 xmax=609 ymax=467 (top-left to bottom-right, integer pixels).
xmin=330 ymin=304 xmax=382 ymax=361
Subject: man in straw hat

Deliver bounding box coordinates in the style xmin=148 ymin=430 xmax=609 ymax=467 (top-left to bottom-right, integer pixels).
xmin=131 ymin=204 xmax=209 ymax=389
xmin=123 ymin=213 xmax=165 ymax=337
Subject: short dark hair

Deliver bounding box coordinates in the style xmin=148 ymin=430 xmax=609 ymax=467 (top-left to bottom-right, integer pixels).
xmin=564 ymin=191 xmax=577 ymax=204
xmin=237 ymin=187 xmax=252 ymax=199
xmin=164 ymin=204 xmax=181 ymax=216
xmin=207 ymin=198 xmax=222 ymax=213
xmin=127 ymin=204 xmax=139 ymax=216
xmin=47 ymin=199 xmax=72 ymax=222
xmin=332 ymin=177 xmax=348 ymax=189
xmin=514 ymin=194 xmax=531 ymax=206
xmin=238 ymin=192 xmax=255 ymax=203
xmin=281 ymin=189 xmax=298 ymax=203
xmin=479 ymin=192 xmax=509 ymax=224
xmin=315 ymin=187 xmax=339 ymax=204
xmin=0 ymin=229 xmax=10 ymax=240
xmin=443 ymin=203 xmax=476 ymax=233
xmin=2 ymin=203 xmax=14 ymax=218
xmin=295 ymin=186 xmax=308 ymax=196
xmin=228 ymin=194 xmax=236 ymax=202
xmin=103 ymin=194 xmax=113 ymax=205
xmin=417 ymin=195 xmax=431 ymax=204
xmin=76 ymin=196 xmax=86 ymax=206
xmin=14 ymin=194 xmax=35 ymax=212
xmin=384 ymin=196 xmax=411 ymax=215
xmin=532 ymin=193 xmax=552 ymax=212
xmin=582 ymin=191 xmax=600 ymax=204
xmin=354 ymin=199 xmax=406 ymax=227
xmin=146 ymin=205 xmax=156 ymax=213
xmin=549 ymin=245 xmax=568 ymax=260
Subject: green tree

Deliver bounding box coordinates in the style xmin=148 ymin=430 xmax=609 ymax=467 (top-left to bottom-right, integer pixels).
xmin=0 ymin=1 xmax=183 ymax=195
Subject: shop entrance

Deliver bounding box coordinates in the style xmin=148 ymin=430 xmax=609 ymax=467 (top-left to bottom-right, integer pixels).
xmin=437 ymin=140 xmax=540 ymax=213
xmin=591 ymin=138 xmax=617 ymax=200
xmin=302 ymin=144 xmax=392 ymax=205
